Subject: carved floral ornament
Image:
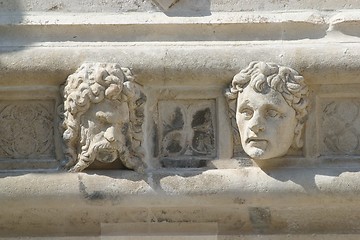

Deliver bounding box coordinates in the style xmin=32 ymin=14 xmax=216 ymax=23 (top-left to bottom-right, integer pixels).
xmin=62 ymin=63 xmax=146 ymax=172
xmin=0 ymin=102 xmax=54 ymax=159
xmin=225 ymin=61 xmax=309 ymax=166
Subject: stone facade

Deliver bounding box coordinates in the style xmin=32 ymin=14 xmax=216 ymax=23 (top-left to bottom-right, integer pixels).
xmin=2 ymin=0 xmax=360 ymax=239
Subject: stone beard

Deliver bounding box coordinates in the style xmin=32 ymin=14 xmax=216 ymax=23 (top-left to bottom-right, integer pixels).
xmin=62 ymin=63 xmax=146 ymax=172
xmin=227 ymin=61 xmax=309 ymax=163
xmin=78 ymin=99 xmax=129 ymax=166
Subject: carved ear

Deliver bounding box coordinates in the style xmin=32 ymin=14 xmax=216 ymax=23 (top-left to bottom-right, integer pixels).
xmin=293 ymin=122 xmax=304 ymax=149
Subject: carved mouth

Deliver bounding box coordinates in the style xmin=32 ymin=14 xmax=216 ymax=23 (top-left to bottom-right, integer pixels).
xmin=246 ymin=137 xmax=267 ymax=145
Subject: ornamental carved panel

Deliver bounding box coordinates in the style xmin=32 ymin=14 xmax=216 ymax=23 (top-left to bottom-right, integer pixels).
xmin=0 ymin=101 xmax=54 ymax=159
xmin=158 ymin=100 xmax=216 ymax=167
xmin=321 ymin=99 xmax=360 ymax=155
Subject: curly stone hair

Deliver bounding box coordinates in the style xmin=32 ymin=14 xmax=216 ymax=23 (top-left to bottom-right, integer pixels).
xmin=62 ymin=62 xmax=145 ymax=169
xmin=225 ymin=61 xmax=309 ymax=148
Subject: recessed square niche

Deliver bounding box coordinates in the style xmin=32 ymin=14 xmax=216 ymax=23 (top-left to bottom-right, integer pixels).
xmin=158 ymin=100 xmax=216 ymax=168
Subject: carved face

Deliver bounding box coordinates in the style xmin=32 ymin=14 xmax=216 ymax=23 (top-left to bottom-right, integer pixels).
xmin=236 ymin=86 xmax=297 ymax=160
xmin=79 ymin=99 xmax=129 ymax=163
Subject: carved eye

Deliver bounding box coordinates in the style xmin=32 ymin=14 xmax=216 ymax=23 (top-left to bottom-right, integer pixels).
xmin=266 ymin=109 xmax=280 ymax=118
xmin=240 ymin=108 xmax=253 ymax=119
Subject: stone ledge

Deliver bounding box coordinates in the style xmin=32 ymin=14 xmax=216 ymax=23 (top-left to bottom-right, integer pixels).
xmin=2 ymin=0 xmax=360 ymax=12
xmin=1 ymin=167 xmax=360 ymax=236
xmin=0 ymin=11 xmax=327 ymax=25
xmin=2 ymin=167 xmax=360 ymax=207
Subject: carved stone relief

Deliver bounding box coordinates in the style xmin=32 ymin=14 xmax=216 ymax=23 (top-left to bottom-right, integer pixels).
xmin=226 ymin=61 xmax=309 ymax=165
xmin=158 ymin=100 xmax=216 ymax=167
xmin=62 ymin=63 xmax=146 ymax=172
xmin=321 ymin=99 xmax=360 ymax=155
xmin=0 ymin=101 xmax=55 ymax=159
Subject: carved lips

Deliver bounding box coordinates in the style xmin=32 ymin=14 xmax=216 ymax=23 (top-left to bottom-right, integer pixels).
xmin=245 ymin=137 xmax=268 ymax=149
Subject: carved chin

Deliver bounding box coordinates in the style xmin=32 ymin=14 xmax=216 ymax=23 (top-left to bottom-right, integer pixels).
xmin=95 ymin=149 xmax=118 ymax=163
xmin=244 ymin=142 xmax=269 ymax=160
xmin=246 ymin=147 xmax=267 ymax=160
xmin=245 ymin=144 xmax=288 ymax=160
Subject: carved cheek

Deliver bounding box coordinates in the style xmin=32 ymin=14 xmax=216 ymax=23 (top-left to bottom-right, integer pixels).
xmin=272 ymin=116 xmax=296 ymax=147
xmin=237 ymin=116 xmax=249 ymax=140
xmin=236 ymin=114 xmax=244 ymax=133
xmin=117 ymin=103 xmax=130 ymax=121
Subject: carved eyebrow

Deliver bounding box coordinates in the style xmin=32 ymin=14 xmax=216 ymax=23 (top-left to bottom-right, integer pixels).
xmin=238 ymin=100 xmax=250 ymax=110
xmin=262 ymin=103 xmax=284 ymax=113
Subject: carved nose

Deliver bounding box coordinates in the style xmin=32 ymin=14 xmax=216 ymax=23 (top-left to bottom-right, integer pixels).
xmin=250 ymin=124 xmax=265 ymax=133
xmin=249 ymin=115 xmax=265 ymax=133
xmin=104 ymin=126 xmax=115 ymax=142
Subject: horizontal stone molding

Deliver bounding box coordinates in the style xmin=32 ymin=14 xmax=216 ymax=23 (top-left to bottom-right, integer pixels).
xmin=1 ymin=43 xmax=360 ymax=86
xmin=0 ymin=11 xmax=328 ymax=25
xmin=2 ymin=0 xmax=360 ymax=12
xmin=2 ymin=168 xmax=360 ymax=236
xmin=2 ymin=168 xmax=360 ymax=207
xmin=1 ymin=11 xmax=360 ymax=44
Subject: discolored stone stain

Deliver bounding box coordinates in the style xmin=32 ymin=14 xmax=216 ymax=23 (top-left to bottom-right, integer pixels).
xmin=191 ymin=108 xmax=210 ymax=128
xmin=78 ymin=175 xmax=120 ymax=203
xmin=153 ymin=123 xmax=159 ymax=158
xmin=168 ymin=0 xmax=180 ymax=9
xmin=233 ymin=197 xmax=246 ymax=205
xmin=163 ymin=106 xmax=184 ymax=136
xmin=161 ymin=158 xmax=207 ymax=168
xmin=248 ymin=207 xmax=271 ymax=233
xmin=48 ymin=4 xmax=63 ymax=11
xmin=78 ymin=175 xmax=106 ymax=201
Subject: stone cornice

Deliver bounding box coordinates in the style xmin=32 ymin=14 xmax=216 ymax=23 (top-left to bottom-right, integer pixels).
xmin=1 ymin=43 xmax=360 ymax=86
xmin=0 ymin=11 xmax=360 ymax=44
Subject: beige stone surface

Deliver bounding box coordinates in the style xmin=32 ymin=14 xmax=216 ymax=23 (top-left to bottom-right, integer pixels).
xmin=2 ymin=0 xmax=360 ymax=238
xmin=1 ymin=168 xmax=360 ymax=236
xmin=2 ymin=0 xmax=360 ymax=12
